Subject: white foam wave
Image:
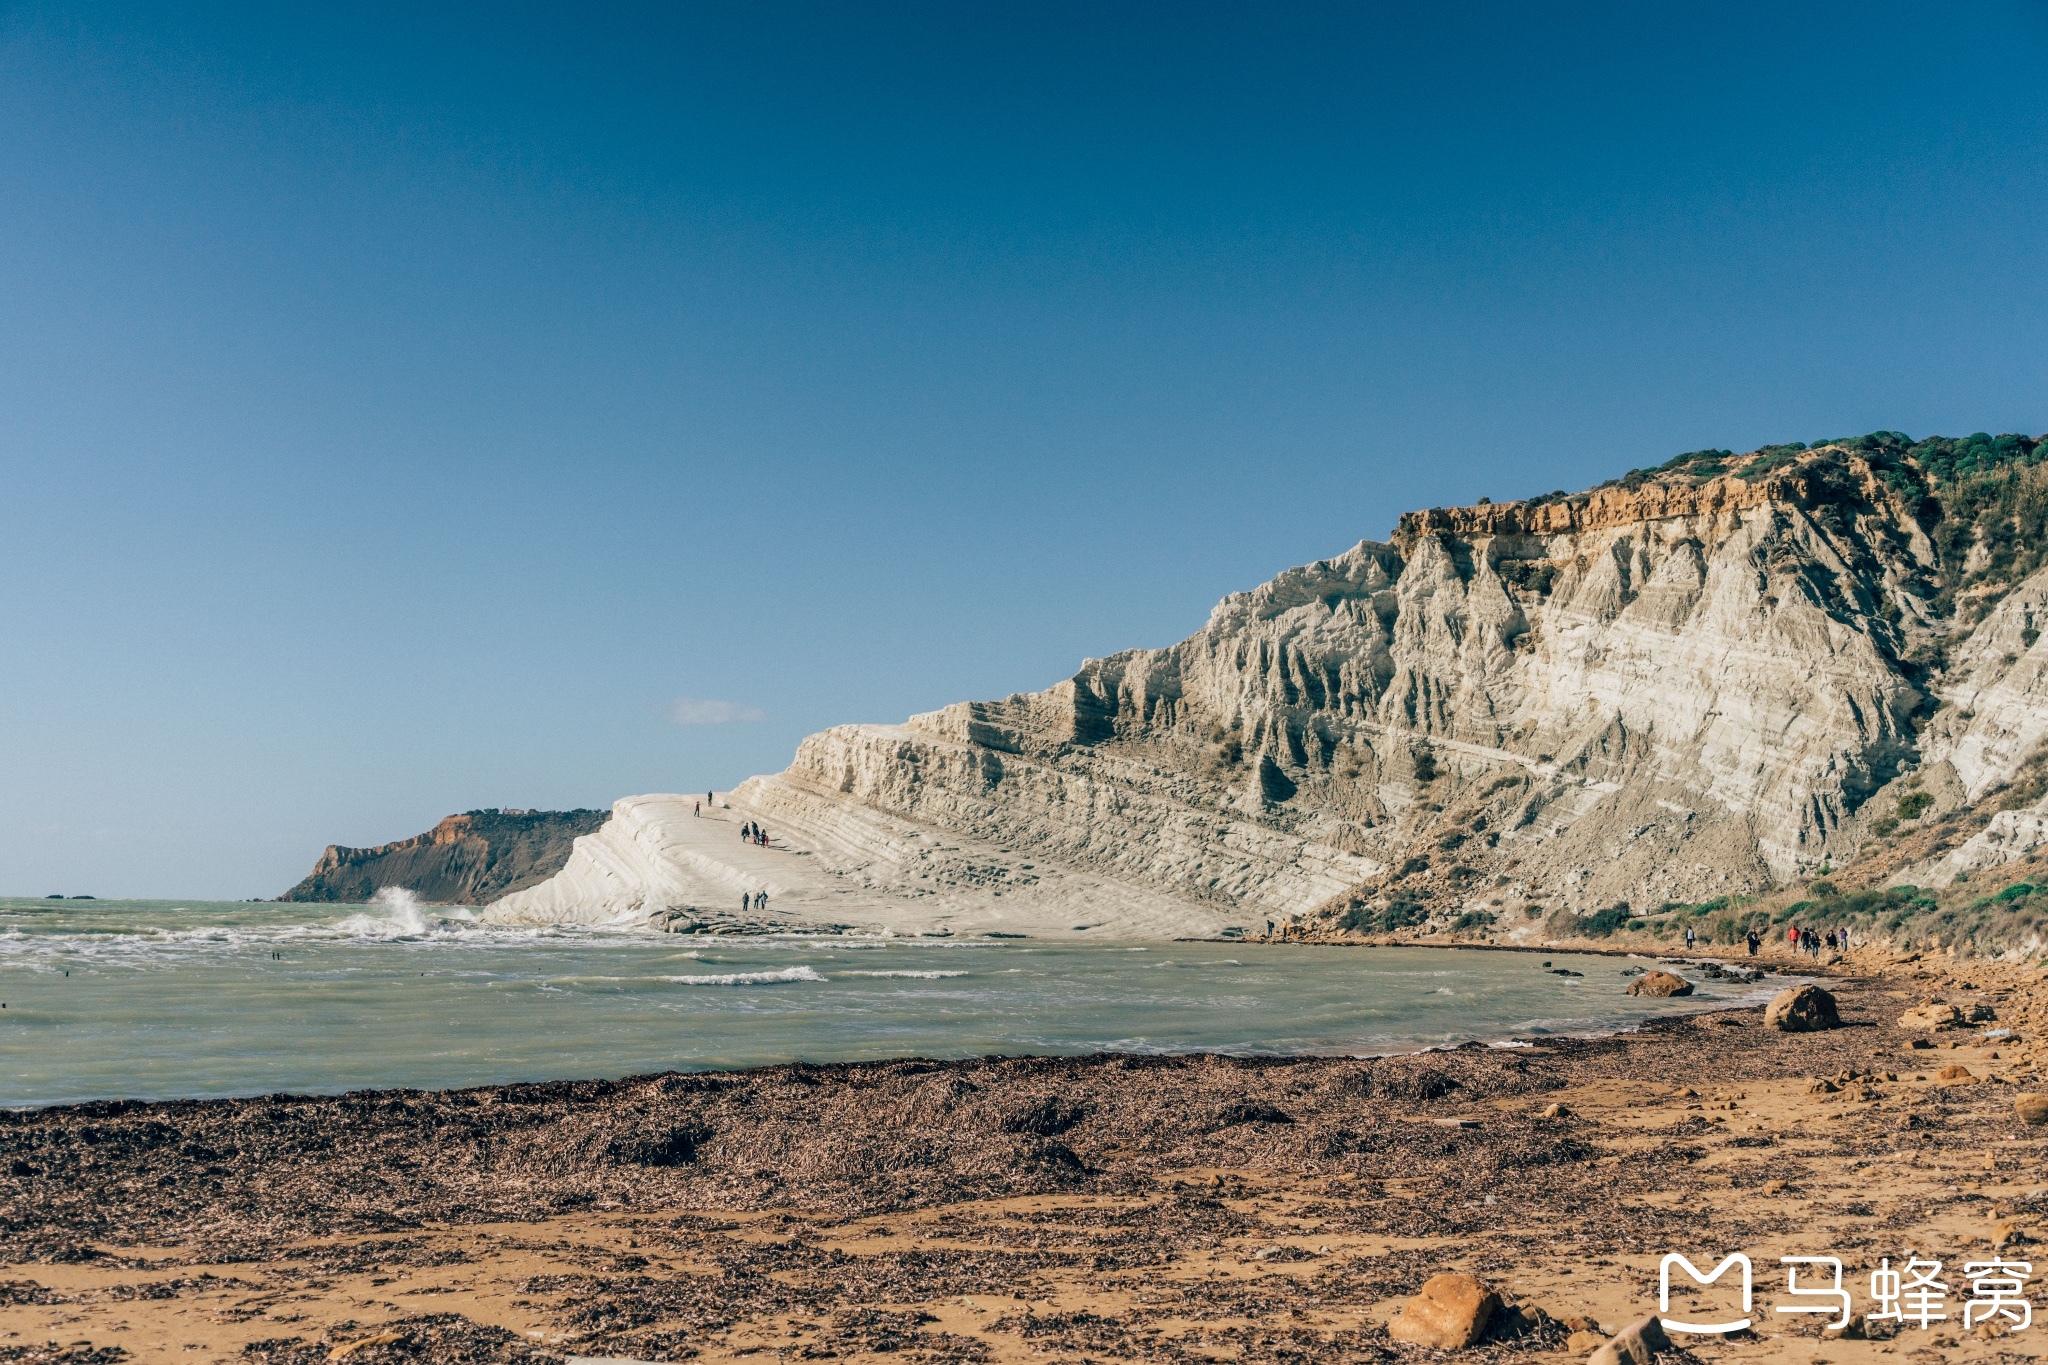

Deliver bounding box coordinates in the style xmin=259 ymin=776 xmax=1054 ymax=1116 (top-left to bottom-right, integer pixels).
xmin=332 ymin=888 xmax=477 ymax=939
xmin=840 ymin=969 xmax=969 ymax=979
xmin=661 ymin=966 xmax=826 ymax=986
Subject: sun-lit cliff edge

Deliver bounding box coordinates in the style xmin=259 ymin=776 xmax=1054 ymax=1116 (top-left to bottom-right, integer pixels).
xmin=487 ymin=432 xmax=2048 ymax=940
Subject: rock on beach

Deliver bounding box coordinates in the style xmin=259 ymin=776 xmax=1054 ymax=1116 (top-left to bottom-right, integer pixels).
xmin=1764 ymin=984 xmax=1840 ymax=1031
xmin=1388 ymin=1273 xmax=1500 ymax=1348
xmin=1588 ymin=1315 xmax=1671 ymax=1365
xmin=1899 ymin=1003 xmax=1965 ymax=1030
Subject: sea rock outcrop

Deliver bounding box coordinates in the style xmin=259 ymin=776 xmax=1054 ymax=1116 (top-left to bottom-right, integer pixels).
xmin=281 ymin=809 xmax=608 ymax=905
xmin=1626 ymin=971 xmax=1693 ymax=998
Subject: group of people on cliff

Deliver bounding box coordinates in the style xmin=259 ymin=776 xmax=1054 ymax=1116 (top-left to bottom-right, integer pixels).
xmin=740 ymin=821 xmax=769 ymax=846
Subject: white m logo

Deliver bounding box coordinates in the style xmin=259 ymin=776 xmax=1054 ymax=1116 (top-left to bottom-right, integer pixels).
xmin=1659 ymin=1253 xmax=1753 ymax=1333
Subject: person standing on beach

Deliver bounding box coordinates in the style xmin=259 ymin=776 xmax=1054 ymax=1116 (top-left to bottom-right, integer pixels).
xmin=1685 ymin=926 xmax=1696 ymax=950
xmin=694 ymin=801 xmax=700 ymax=817
xmin=1745 ymin=929 xmax=1760 ymax=956
xmin=1787 ymin=925 xmax=1799 ymax=954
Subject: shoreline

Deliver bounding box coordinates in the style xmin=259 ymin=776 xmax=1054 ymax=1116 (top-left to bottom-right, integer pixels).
xmin=6 ymin=955 xmax=2045 ymax=1363
xmin=2 ymin=951 xmax=1803 ymax=1116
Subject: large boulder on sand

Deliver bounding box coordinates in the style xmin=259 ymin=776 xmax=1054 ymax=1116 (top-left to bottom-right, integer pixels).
xmin=1388 ymin=1273 xmax=1500 ymax=1348
xmin=1764 ymin=984 xmax=1840 ymax=1032
xmin=1627 ymin=970 xmax=1693 ymax=998
xmin=2015 ymin=1094 xmax=2048 ymax=1125
xmin=1588 ymin=1315 xmax=1672 ymax=1365
xmin=1899 ymin=1003 xmax=1965 ymax=1031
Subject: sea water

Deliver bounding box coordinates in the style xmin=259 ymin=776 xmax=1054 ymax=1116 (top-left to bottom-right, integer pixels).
xmin=0 ymin=894 xmax=1794 ymax=1108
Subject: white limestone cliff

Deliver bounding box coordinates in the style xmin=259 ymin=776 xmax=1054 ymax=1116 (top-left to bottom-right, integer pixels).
xmin=491 ymin=444 xmax=2048 ymax=935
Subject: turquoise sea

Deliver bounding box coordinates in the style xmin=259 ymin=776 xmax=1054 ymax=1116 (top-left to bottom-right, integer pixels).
xmin=0 ymin=894 xmax=1792 ymax=1108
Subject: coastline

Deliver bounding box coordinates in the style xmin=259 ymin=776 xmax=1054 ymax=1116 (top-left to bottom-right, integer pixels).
xmin=4 ymin=957 xmax=2043 ymax=1363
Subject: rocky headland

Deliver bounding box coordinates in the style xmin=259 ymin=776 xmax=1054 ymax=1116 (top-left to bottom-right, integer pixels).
xmin=485 ymin=431 xmax=2048 ymax=953
xmin=279 ymin=808 xmax=609 ymax=906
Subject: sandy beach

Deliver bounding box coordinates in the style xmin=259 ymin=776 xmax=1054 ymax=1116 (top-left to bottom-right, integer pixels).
xmin=3 ymin=951 xmax=2043 ymax=1364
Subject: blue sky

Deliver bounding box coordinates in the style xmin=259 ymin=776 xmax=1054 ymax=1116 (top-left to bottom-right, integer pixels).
xmin=2 ymin=1 xmax=2045 ymax=897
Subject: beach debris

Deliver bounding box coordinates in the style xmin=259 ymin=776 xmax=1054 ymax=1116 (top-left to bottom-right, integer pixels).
xmin=329 ymin=1331 xmax=407 ymax=1360
xmin=1587 ymin=1314 xmax=1670 ymax=1365
xmin=1764 ymin=984 xmax=1840 ymax=1032
xmin=2013 ymin=1093 xmax=2048 ymax=1124
xmin=1992 ymin=1218 xmax=2030 ymax=1247
xmin=1824 ymin=1314 xmax=1869 ymax=1340
xmin=1936 ymin=1064 xmax=1977 ymax=1085
xmin=1388 ymin=1272 xmax=1500 ymax=1348
xmin=1806 ymin=1078 xmax=1839 ymax=1094
xmin=1900 ymin=1003 xmax=1966 ymax=1030
xmin=1626 ymin=970 xmax=1692 ymax=997
xmin=1566 ymin=1329 xmax=1607 ymax=1352
xmin=1539 ymin=1102 xmax=1571 ymax=1118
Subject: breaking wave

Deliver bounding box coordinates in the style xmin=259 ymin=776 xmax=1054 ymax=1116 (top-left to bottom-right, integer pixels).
xmin=332 ymin=887 xmax=478 ymax=938
xmin=662 ymin=966 xmax=826 ymax=986
xmin=840 ymin=969 xmax=969 ymax=979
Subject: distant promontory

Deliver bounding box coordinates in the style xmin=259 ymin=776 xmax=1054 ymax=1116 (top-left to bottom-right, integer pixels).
xmin=279 ymin=808 xmax=609 ymax=904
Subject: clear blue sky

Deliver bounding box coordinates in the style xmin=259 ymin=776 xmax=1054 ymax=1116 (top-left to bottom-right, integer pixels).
xmin=3 ymin=2 xmax=2044 ymax=897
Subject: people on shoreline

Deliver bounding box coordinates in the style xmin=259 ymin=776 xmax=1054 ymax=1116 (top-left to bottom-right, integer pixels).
xmin=1684 ymin=926 xmax=1696 ymax=950
xmin=1745 ymin=929 xmax=1760 ymax=956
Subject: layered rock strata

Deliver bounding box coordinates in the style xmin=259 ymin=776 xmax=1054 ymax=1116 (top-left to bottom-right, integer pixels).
xmin=282 ymin=809 xmax=608 ymax=905
xmin=494 ymin=440 xmax=2048 ymax=935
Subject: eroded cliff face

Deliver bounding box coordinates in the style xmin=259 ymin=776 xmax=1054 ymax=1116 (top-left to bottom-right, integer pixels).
xmin=731 ymin=442 xmax=2048 ymax=930
xmin=282 ymin=808 xmax=609 ymax=905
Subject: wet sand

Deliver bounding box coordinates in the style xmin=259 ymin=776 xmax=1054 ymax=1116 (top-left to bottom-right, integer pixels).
xmin=3 ymin=956 xmax=2045 ymax=1364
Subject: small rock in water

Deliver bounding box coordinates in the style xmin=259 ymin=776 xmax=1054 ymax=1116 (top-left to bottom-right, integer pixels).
xmin=1626 ymin=970 xmax=1692 ymax=997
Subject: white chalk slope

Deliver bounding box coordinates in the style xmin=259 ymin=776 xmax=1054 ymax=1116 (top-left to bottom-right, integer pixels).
xmin=481 ymin=788 xmax=1247 ymax=938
